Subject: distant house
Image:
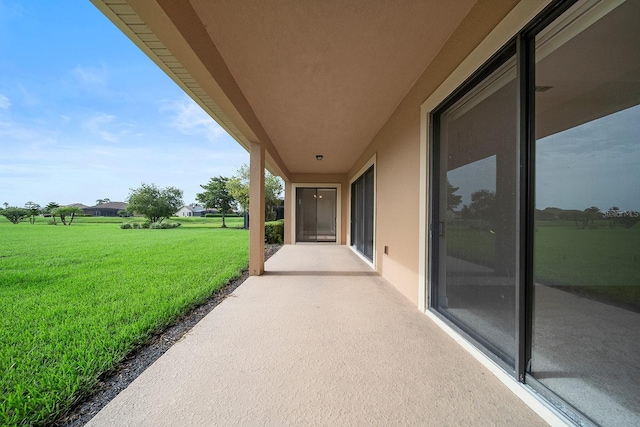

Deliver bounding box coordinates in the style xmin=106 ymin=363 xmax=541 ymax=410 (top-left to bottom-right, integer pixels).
xmin=176 ymin=205 xmax=217 ymax=217
xmin=83 ymin=202 xmax=128 ymax=217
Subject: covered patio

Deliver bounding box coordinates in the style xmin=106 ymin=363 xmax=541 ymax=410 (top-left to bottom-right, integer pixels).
xmin=86 ymin=245 xmax=546 ymax=426
xmin=86 ymin=0 xmax=640 ymax=424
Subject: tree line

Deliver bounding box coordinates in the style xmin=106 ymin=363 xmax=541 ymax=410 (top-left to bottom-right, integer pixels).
xmin=0 ymin=202 xmax=84 ymax=226
xmin=446 ymin=183 xmax=639 ymax=230
xmin=195 ymin=165 xmax=283 ymax=228
xmin=1 ymin=164 xmax=283 ymax=226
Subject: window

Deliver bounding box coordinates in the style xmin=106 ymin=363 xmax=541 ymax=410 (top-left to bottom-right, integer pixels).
xmin=431 ymin=1 xmax=640 ymax=424
xmin=351 ymin=165 xmax=374 ymax=261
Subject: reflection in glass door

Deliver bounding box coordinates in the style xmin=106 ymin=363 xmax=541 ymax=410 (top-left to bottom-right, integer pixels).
xmin=430 ymin=1 xmax=640 ymax=424
xmin=295 ymin=188 xmax=336 ymax=242
xmin=433 ymin=53 xmax=518 ymax=366
xmin=531 ymin=2 xmax=640 ymax=425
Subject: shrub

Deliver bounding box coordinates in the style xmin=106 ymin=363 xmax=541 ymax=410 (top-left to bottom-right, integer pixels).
xmin=265 ymin=220 xmax=284 ymax=244
xmin=121 ymin=222 xmax=180 ymax=230
xmin=149 ymin=222 xmax=181 ymax=229
xmin=0 ymin=207 xmax=30 ymax=224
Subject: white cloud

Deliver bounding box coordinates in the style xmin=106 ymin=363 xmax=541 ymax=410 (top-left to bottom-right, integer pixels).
xmin=0 ymin=93 xmax=10 ymax=109
xmin=0 ymin=120 xmax=58 ymax=150
xmin=161 ymin=96 xmax=227 ymax=142
xmin=84 ymin=113 xmax=129 ymax=143
xmin=72 ymin=64 xmax=108 ymax=85
xmin=91 ymin=148 xmax=116 ymax=157
xmin=17 ymin=83 xmax=41 ymax=106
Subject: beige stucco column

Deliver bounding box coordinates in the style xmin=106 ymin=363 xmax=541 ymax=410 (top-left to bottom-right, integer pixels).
xmin=249 ymin=142 xmax=265 ymax=275
xmin=283 ymin=180 xmax=292 ymax=244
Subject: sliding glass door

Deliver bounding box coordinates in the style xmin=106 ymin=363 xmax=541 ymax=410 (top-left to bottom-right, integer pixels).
xmin=351 ymin=165 xmax=374 ymax=261
xmin=295 ymin=188 xmax=337 ymax=243
xmin=431 ymin=1 xmax=640 ymax=424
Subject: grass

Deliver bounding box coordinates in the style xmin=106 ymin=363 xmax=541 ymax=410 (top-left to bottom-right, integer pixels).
xmin=446 ymin=220 xmax=640 ymax=308
xmin=533 ymin=221 xmax=640 ymax=309
xmin=533 ymin=221 xmax=640 ymax=288
xmin=0 ymin=217 xmax=248 ymax=426
xmin=446 ymin=226 xmax=495 ymax=266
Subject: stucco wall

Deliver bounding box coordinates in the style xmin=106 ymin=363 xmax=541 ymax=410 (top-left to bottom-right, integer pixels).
xmin=348 ymin=0 xmax=520 ymax=306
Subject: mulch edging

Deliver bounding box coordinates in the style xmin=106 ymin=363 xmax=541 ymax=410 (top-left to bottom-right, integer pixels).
xmin=54 ymin=245 xmax=281 ymax=427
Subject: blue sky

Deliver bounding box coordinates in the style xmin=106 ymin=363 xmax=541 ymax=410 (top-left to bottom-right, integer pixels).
xmin=447 ymin=104 xmax=640 ymax=212
xmin=535 ymin=104 xmax=640 ymax=211
xmin=0 ymin=1 xmax=248 ymax=208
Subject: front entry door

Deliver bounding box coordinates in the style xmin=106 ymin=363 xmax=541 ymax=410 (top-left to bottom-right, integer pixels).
xmin=296 ymin=188 xmax=337 ymax=242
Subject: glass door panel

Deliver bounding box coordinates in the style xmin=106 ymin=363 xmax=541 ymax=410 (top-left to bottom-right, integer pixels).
xmin=434 ymin=55 xmax=518 ymax=365
xmin=316 ymin=189 xmax=337 ymax=241
xmin=351 ymin=166 xmax=374 ymax=261
xmin=531 ymin=2 xmax=640 ymax=424
xmin=296 ymin=188 xmax=336 ymax=243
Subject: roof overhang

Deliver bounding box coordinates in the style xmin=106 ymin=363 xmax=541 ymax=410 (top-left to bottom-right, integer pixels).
xmin=91 ymin=0 xmax=497 ymax=180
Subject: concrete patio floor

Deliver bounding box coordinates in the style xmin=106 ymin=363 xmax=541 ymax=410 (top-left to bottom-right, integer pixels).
xmin=86 ymin=245 xmax=547 ymax=426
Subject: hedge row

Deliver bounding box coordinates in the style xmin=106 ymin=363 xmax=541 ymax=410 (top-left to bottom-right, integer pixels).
xmin=120 ymin=222 xmax=181 ymax=229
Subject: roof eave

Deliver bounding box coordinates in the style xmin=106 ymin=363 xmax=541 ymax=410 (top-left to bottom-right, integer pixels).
xmin=90 ymin=0 xmax=289 ymax=180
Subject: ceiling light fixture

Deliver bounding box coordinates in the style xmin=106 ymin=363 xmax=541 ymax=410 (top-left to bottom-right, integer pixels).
xmin=316 ymin=155 xmax=323 ymax=161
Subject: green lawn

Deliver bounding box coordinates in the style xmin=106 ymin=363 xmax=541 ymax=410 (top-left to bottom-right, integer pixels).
xmin=446 ymin=226 xmax=495 ymax=266
xmin=533 ymin=221 xmax=640 ymax=309
xmin=446 ymin=220 xmax=640 ymax=308
xmin=533 ymin=221 xmax=640 ymax=288
xmin=0 ymin=217 xmax=248 ymax=426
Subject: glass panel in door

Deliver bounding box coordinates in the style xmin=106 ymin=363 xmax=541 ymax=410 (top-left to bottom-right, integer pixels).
xmin=295 ymin=188 xmax=336 ymax=243
xmin=315 ymin=189 xmax=337 ymax=242
xmin=435 ymin=54 xmax=518 ymax=365
xmin=531 ymin=2 xmax=640 ymax=424
xmin=350 ymin=166 xmax=374 ymax=261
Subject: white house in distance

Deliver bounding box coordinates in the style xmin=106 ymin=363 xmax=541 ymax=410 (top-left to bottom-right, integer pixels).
xmin=175 ymin=204 xmax=217 ymax=217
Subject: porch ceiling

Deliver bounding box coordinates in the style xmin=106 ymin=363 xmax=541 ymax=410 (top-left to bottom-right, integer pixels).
xmin=93 ymin=0 xmax=476 ymax=179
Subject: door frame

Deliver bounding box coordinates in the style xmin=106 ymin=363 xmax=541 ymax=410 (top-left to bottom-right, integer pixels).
xmin=290 ymin=183 xmax=342 ymax=244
